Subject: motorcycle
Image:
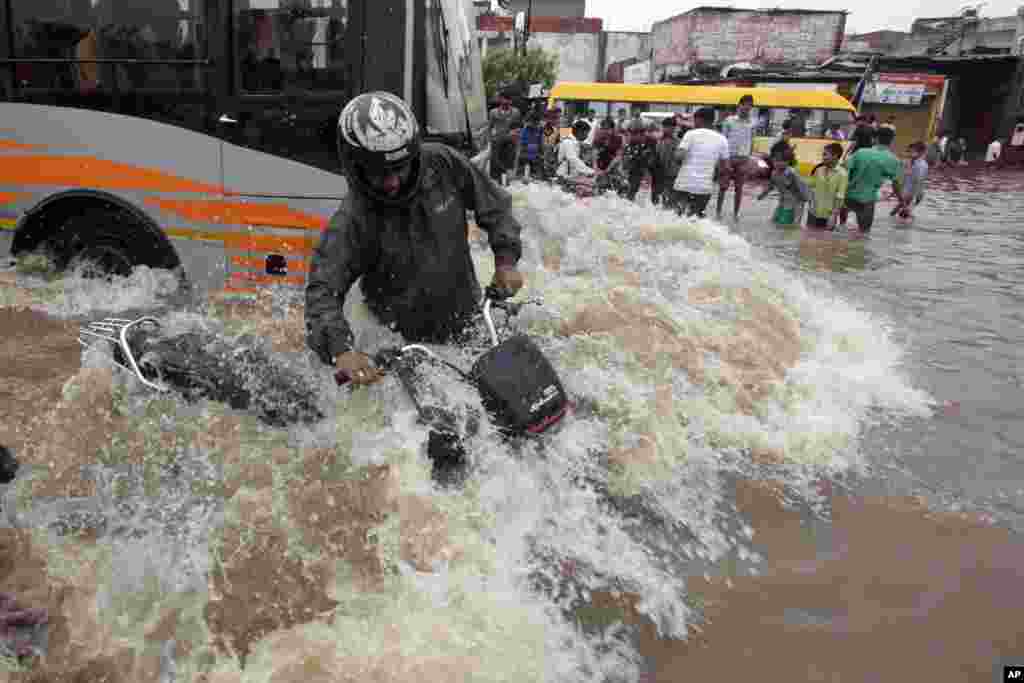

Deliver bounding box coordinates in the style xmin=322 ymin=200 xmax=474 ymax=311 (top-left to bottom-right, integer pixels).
xmin=78 ymin=291 xmax=570 ymax=484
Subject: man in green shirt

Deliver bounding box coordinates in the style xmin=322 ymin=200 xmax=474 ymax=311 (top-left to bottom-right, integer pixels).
xmin=840 ymin=126 xmax=902 ymax=232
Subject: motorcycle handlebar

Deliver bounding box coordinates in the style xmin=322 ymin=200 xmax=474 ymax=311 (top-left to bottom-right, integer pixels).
xmin=334 ymin=295 xmax=544 ymax=386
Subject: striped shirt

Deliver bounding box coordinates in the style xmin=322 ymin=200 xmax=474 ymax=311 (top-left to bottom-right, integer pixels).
xmin=721 ymin=114 xmax=756 ymax=158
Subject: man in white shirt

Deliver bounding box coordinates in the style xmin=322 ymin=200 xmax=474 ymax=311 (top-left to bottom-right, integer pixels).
xmin=556 ymin=121 xmax=596 ymax=179
xmin=985 ymin=138 xmax=1002 ymax=164
xmin=716 ymin=93 xmax=757 ymax=221
xmin=674 ymin=107 xmax=730 ymax=218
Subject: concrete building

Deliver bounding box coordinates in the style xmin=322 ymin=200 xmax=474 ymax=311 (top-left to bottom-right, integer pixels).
xmin=856 ymin=7 xmax=1024 ymax=155
xmin=843 ymin=30 xmax=908 ymax=53
xmin=895 ymin=11 xmax=1020 ymax=56
xmin=651 ymin=7 xmax=848 ymax=82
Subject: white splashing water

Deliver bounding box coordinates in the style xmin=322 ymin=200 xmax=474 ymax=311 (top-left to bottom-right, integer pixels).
xmin=18 ymin=182 xmax=935 ymax=682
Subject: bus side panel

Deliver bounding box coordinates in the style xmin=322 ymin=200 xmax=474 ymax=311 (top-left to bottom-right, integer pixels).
xmin=0 ymin=102 xmax=229 ymax=287
xmin=218 ymin=140 xmax=345 ymax=296
xmin=0 ymin=102 xmax=337 ymax=297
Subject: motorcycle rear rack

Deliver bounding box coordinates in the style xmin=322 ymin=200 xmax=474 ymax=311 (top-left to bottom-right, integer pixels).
xmin=78 ymin=316 xmax=169 ymax=393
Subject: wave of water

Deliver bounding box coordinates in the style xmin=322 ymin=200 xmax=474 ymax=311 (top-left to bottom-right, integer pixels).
xmin=2 ymin=183 xmax=934 ymax=681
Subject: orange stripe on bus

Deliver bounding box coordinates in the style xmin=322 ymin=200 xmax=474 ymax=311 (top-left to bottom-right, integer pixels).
xmin=0 ymin=140 xmax=47 ymax=151
xmin=164 ymin=226 xmax=313 ymax=254
xmin=223 ymin=233 xmax=313 ymax=254
xmin=0 ymin=155 xmax=220 ymax=193
xmin=230 ymin=255 xmax=310 ymax=272
xmin=146 ymin=198 xmax=328 ymax=231
xmin=0 ymin=191 xmax=30 ymax=204
xmin=229 ymin=271 xmax=306 ymax=286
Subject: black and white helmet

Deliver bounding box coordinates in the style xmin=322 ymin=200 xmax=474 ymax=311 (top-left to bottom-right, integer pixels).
xmin=338 ymin=91 xmax=421 ymax=175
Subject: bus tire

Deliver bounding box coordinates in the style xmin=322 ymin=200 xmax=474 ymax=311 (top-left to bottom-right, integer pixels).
xmin=52 ymin=207 xmax=151 ymax=278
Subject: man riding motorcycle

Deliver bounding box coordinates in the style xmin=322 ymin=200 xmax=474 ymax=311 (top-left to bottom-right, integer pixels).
xmin=305 ymin=92 xmax=526 ymax=386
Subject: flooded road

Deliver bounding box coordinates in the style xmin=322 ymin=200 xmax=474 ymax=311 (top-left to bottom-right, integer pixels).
xmin=0 ymin=169 xmax=1021 ymax=682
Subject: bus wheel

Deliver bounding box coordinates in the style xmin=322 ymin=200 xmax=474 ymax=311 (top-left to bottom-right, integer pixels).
xmin=55 ymin=208 xmax=139 ymax=279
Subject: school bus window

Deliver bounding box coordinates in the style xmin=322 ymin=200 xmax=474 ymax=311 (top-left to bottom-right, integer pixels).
xmin=9 ymin=0 xmax=206 ymax=93
xmin=234 ymin=0 xmax=348 ymax=94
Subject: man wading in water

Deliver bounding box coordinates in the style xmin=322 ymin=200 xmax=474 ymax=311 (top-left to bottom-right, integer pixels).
xmin=840 ymin=125 xmax=902 ymax=233
xmin=305 ymin=92 xmax=525 ymax=385
xmin=716 ymin=93 xmax=757 ymax=222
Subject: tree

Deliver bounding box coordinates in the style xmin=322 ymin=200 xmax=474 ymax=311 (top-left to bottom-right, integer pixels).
xmin=482 ymin=46 xmax=558 ymax=102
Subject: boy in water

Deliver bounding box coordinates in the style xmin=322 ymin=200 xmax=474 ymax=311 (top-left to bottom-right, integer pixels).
xmin=890 ymin=141 xmax=928 ymax=220
xmin=807 ymin=142 xmax=848 ymax=230
xmin=757 ymin=148 xmax=810 ymax=227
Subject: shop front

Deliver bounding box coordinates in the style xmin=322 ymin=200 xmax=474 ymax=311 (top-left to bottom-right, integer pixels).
xmin=859 ymin=73 xmax=947 ymax=150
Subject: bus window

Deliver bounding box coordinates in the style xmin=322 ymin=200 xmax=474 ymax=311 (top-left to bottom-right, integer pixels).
xmin=93 ymin=0 xmax=203 ymax=91
xmin=234 ymin=0 xmax=348 ymax=94
xmin=9 ymin=0 xmax=206 ymax=93
xmin=10 ymin=0 xmax=94 ymax=91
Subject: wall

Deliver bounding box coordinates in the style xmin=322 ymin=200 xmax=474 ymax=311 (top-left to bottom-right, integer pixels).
xmin=529 ymin=31 xmax=601 ymax=81
xmin=652 ymin=9 xmax=845 ymax=79
xmin=503 ymin=0 xmax=585 ymax=18
xmin=604 ymin=31 xmax=652 ymax=69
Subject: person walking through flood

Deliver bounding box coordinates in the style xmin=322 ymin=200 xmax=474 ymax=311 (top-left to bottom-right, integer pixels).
xmin=768 ymin=119 xmax=796 ymax=164
xmin=757 ymin=147 xmax=810 ymax=227
xmin=716 ymin=93 xmax=758 ymax=221
xmin=652 ymin=116 xmax=682 ymax=210
xmin=593 ymin=117 xmax=624 ymax=172
xmin=619 ymin=121 xmax=658 ymax=202
xmin=542 ymin=111 xmax=562 ymax=179
xmin=555 ymin=120 xmax=596 ymax=181
xmin=806 ymin=142 xmax=848 ymax=230
xmin=305 ymin=91 xmax=525 ymax=386
xmin=514 ymin=113 xmax=546 ymax=181
xmin=672 ymin=107 xmax=730 ymax=218
xmin=489 ymin=92 xmax=521 ymax=141
xmin=489 ymin=120 xmax=522 ymax=185
xmin=845 ymin=114 xmax=876 ymax=160
xmin=890 ymin=141 xmax=929 ymax=220
xmin=839 ymin=125 xmax=902 ymax=233
xmin=945 ymin=135 xmax=964 ymax=165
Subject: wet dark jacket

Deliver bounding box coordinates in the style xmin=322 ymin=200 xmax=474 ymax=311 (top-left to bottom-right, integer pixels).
xmin=622 ymin=139 xmax=657 ymax=177
xmin=305 ymin=143 xmax=523 ymax=364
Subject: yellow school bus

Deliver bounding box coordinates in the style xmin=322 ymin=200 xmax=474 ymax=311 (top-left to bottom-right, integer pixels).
xmin=548 ymin=82 xmax=856 ymax=176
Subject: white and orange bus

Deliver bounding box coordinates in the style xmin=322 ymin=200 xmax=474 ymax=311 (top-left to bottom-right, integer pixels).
xmin=0 ymin=0 xmax=488 ymax=296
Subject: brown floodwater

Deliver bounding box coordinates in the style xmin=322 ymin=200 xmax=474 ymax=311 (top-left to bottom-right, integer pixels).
xmin=1 ymin=165 xmax=1022 ymax=681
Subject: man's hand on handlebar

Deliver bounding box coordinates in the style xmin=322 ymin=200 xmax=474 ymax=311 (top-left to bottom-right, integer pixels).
xmin=334 ymin=351 xmax=385 ymax=386
xmin=490 ymin=263 xmax=524 ymax=300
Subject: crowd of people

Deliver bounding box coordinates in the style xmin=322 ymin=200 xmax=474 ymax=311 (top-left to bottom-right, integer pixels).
xmin=486 ymin=91 xmax=943 ymax=233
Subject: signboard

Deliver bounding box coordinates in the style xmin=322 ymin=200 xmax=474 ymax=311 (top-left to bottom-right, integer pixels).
xmin=477 ymin=15 xmax=603 ymax=34
xmin=863 ymin=80 xmax=926 ymax=105
xmin=876 ymin=73 xmax=945 ymax=94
